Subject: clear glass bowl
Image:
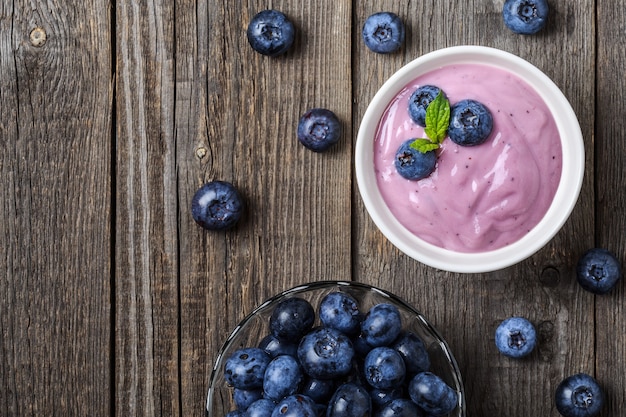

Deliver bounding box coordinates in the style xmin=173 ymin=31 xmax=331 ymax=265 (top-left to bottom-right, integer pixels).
xmin=205 ymin=281 xmax=466 ymax=416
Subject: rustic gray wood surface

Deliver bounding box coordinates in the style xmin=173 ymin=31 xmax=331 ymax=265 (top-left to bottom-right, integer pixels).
xmin=1 ymin=0 xmax=623 ymax=416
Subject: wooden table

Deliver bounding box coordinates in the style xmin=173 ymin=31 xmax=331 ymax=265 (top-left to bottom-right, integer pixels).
xmin=1 ymin=1 xmax=624 ymax=415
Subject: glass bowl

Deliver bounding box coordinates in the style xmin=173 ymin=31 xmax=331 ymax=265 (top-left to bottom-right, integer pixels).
xmin=205 ymin=280 xmax=465 ymax=416
xmin=355 ymin=45 xmax=585 ymax=273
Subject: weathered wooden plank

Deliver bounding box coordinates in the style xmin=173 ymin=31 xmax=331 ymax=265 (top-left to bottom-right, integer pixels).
xmin=0 ymin=0 xmax=112 ymax=415
xmin=352 ymin=1 xmax=595 ymax=415
xmin=180 ymin=1 xmax=353 ymax=414
xmin=114 ymin=0 xmax=180 ymax=415
xmin=596 ymin=0 xmax=626 ymax=414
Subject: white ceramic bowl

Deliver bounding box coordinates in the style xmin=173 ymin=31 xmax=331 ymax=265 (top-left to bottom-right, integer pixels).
xmin=355 ymin=45 xmax=585 ymax=273
xmin=206 ymin=281 xmax=465 ymax=416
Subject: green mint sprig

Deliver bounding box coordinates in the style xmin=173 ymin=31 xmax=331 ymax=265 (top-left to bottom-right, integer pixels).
xmin=409 ymin=91 xmax=450 ymax=153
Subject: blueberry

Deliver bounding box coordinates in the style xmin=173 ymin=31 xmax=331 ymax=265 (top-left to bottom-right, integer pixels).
xmin=364 ymin=347 xmax=406 ymax=390
xmin=300 ymin=377 xmax=335 ymax=403
xmin=495 ymin=317 xmax=537 ymax=358
xmin=394 ymin=139 xmax=437 ymax=181
xmin=263 ymin=355 xmax=304 ymax=401
xmin=368 ymin=386 xmax=404 ymax=410
xmin=327 ymin=383 xmax=372 ymax=417
xmin=576 ymin=248 xmax=622 ymax=294
xmin=297 ymin=327 xmax=355 ymax=379
xmin=376 ymin=398 xmax=424 ymax=417
xmin=246 ymin=10 xmax=295 ymax=57
xmin=503 ymin=0 xmax=549 ymax=35
xmin=361 ymin=303 xmax=402 ymax=347
xmin=448 ymin=99 xmax=493 ymax=146
xmin=269 ymin=297 xmax=315 ymax=342
xmin=392 ymin=331 xmax=431 ymax=376
xmin=353 ymin=333 xmax=375 ymax=359
xmin=225 ymin=411 xmax=244 ymax=417
xmin=258 ymin=334 xmax=299 ymax=359
xmin=408 ymin=85 xmax=445 ymax=127
xmin=191 ymin=181 xmax=244 ymax=231
xmin=408 ymin=372 xmax=457 ymax=416
xmin=319 ymin=291 xmax=363 ymax=336
xmin=233 ymin=388 xmax=263 ymax=411
xmin=555 ymin=373 xmax=604 ymax=417
xmin=362 ymin=12 xmax=405 ymax=54
xmin=224 ymin=348 xmax=271 ymax=389
xmin=246 ymin=399 xmax=276 ymax=417
xmin=270 ymin=394 xmax=317 ymax=417
xmin=297 ymin=108 xmax=341 ymax=152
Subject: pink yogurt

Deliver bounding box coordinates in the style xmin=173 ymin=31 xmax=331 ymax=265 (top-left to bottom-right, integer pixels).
xmin=374 ymin=63 xmax=562 ymax=253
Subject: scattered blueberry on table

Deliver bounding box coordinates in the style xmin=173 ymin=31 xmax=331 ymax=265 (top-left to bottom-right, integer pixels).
xmin=191 ymin=181 xmax=244 ymax=231
xmin=576 ymin=248 xmax=622 ymax=294
xmin=362 ymin=12 xmax=405 ymax=54
xmin=247 ymin=9 xmax=295 ymax=56
xmin=502 ymin=0 xmax=549 ymax=35
xmin=297 ymin=108 xmax=341 ymax=152
xmin=555 ymin=373 xmax=604 ymax=417
xmin=495 ymin=316 xmax=537 ymax=358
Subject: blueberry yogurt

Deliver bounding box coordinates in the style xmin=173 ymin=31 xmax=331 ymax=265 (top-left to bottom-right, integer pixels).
xmin=373 ymin=63 xmax=563 ymax=253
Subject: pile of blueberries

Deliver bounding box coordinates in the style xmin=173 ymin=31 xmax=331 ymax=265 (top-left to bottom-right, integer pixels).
xmin=221 ymin=291 xmax=458 ymax=417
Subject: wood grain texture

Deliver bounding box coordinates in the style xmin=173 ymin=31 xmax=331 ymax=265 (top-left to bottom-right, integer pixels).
xmin=179 ymin=1 xmax=353 ymax=414
xmin=115 ymin=0 xmax=179 ymax=415
xmin=352 ymin=1 xmax=595 ymax=416
xmin=596 ymin=0 xmax=626 ymax=415
xmin=0 ymin=0 xmax=113 ymax=415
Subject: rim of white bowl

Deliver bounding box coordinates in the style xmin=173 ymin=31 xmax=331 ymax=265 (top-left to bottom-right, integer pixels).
xmin=355 ymin=45 xmax=585 ymax=274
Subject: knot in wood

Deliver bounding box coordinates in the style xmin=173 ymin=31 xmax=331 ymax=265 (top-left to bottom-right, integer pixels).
xmin=195 ymin=147 xmax=207 ymax=159
xmin=30 ymin=27 xmax=47 ymax=47
xmin=539 ymin=266 xmax=560 ymax=287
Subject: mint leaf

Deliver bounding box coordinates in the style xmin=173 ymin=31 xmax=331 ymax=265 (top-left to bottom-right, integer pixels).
xmin=409 ymin=138 xmax=440 ymax=153
xmin=423 ymin=91 xmax=450 ymax=144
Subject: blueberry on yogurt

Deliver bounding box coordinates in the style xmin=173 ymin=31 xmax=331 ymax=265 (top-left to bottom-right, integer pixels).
xmin=408 ymin=85 xmax=445 ymax=127
xmin=362 ymin=12 xmax=405 ymax=54
xmin=394 ymin=139 xmax=437 ymax=181
xmin=448 ymin=99 xmax=493 ymax=146
xmin=247 ymin=10 xmax=295 ymax=56
xmin=503 ymin=0 xmax=549 ymax=35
